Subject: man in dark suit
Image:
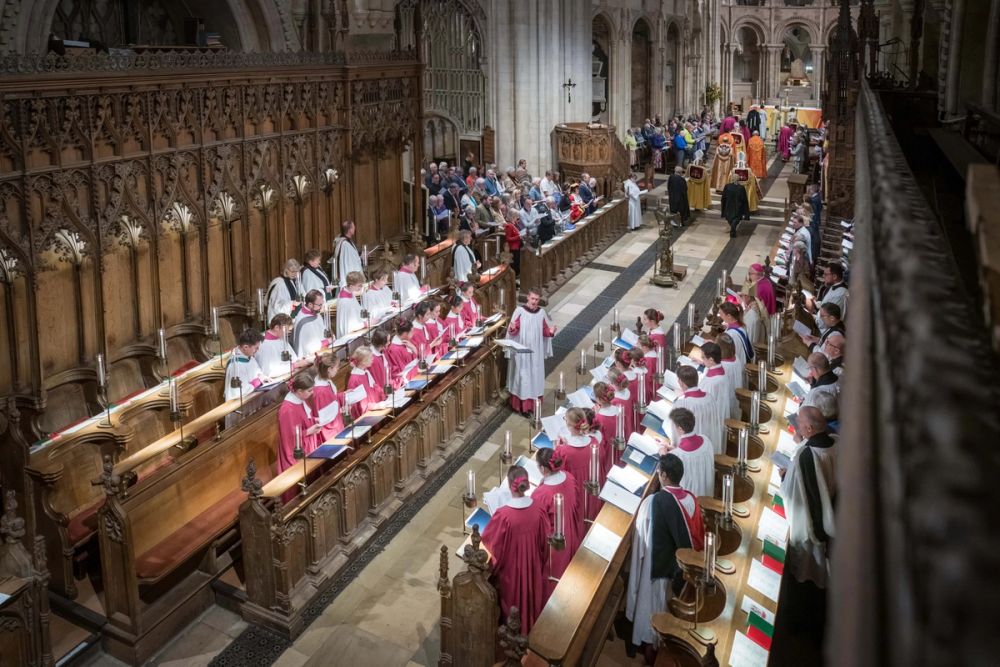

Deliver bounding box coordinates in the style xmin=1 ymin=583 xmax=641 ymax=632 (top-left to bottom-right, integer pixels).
xmin=667 ymin=166 xmax=691 ymax=226
xmin=720 ymin=174 xmax=750 ymax=238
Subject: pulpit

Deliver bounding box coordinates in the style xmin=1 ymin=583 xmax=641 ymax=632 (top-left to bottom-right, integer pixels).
xmin=551 ymin=123 xmax=629 ymax=198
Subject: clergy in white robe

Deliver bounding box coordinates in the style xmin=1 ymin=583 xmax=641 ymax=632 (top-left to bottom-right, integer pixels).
xmin=802 ymin=352 xmax=840 ymax=408
xmin=292 ymin=290 xmax=328 ymax=359
xmin=699 ymin=343 xmax=736 ymax=449
xmin=394 ymin=254 xmax=425 ymax=304
xmin=665 ymin=408 xmax=715 ymax=498
xmin=266 ymin=259 xmax=304 ymax=324
xmin=624 ymin=174 xmax=643 ymax=230
xmin=224 ymin=330 xmax=266 ymax=401
xmin=505 ymin=289 xmax=556 ymax=414
xmin=255 ymin=314 xmax=305 ymax=379
xmin=810 ymin=264 xmax=849 ymax=334
xmin=792 ymin=217 xmax=813 ymax=264
xmin=452 ymin=229 xmax=479 ymax=283
xmin=718 ymin=333 xmax=745 ymax=393
xmin=672 ymin=366 xmax=724 ymax=458
xmin=779 ymin=407 xmax=836 ymax=588
xmin=331 ymin=220 xmax=364 ymax=287
xmin=626 ymin=454 xmax=704 ymax=653
xmin=360 ymin=270 xmax=394 ymax=318
xmin=336 ymin=271 xmax=366 ymax=338
xmin=301 ymin=249 xmax=335 ymax=298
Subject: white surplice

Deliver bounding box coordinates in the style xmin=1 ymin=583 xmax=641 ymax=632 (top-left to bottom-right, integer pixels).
xmin=673 ymin=390 xmax=724 ymax=460
xmin=394 ymin=270 xmax=423 ymax=304
xmin=300 ymin=265 xmax=333 ymax=297
xmin=780 ymin=437 xmax=837 ymax=588
xmin=670 ymin=434 xmax=716 ymax=499
xmin=625 ymin=178 xmax=643 ymax=230
xmin=626 ymin=494 xmax=671 ymax=646
xmin=265 ymin=275 xmax=303 ymax=324
xmin=336 ymin=294 xmax=364 ymax=337
xmin=293 ymin=311 xmax=327 ymax=358
xmin=224 ymin=348 xmax=265 ymax=401
xmin=331 ymin=236 xmax=364 ymax=287
xmin=702 ymin=369 xmax=737 ymax=441
xmin=505 ymin=306 xmax=553 ymax=402
xmin=452 ymin=243 xmax=477 ymax=283
xmin=361 ymin=285 xmax=393 ymax=314
xmin=255 ymin=335 xmax=298 ymax=378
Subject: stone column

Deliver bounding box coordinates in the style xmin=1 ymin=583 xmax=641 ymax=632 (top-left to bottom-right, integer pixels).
xmin=983 ymin=0 xmax=1000 ymax=107
xmin=811 ymin=46 xmax=825 ymax=106
xmin=723 ymin=43 xmax=732 ymax=108
xmin=767 ymin=45 xmax=783 ymax=102
xmin=945 ymin=0 xmax=966 ymax=116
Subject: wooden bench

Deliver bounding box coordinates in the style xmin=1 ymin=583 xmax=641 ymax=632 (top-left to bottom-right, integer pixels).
xmin=94 ymin=409 xmax=279 ymax=665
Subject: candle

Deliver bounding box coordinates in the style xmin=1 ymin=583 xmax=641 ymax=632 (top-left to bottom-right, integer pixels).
xmin=721 ymin=270 xmax=728 ymax=296
xmin=420 ymin=255 xmax=426 ymax=281
xmin=466 ymin=469 xmax=476 ymax=497
xmin=704 ymin=531 xmax=717 ymax=576
xmin=722 ymin=474 xmax=733 ymax=518
xmin=257 ymin=288 xmax=266 ymax=319
xmin=499 ymin=289 xmax=505 ymax=310
xmin=598 ymin=327 xmax=603 ymax=345
xmin=324 ymin=304 xmax=332 ymax=333
xmin=558 ymin=372 xmax=564 ymax=393
xmin=616 ymin=405 xmax=624 ymax=439
xmin=687 ymin=303 xmax=695 ymax=330
xmin=589 ymin=443 xmax=600 ymax=485
xmin=157 ymin=328 xmax=168 ymax=360
xmin=738 ymin=427 xmax=748 ymax=465
xmin=484 ymin=244 xmax=490 ymax=265
xmin=767 ymin=328 xmax=776 ymax=367
xmin=495 ymin=235 xmax=501 ymax=256
xmin=751 ymin=390 xmax=761 ymax=428
xmin=673 ymin=322 xmax=682 ymax=348
xmin=716 ymin=278 xmax=722 ymax=298
xmin=656 ymin=345 xmax=665 ymax=375
xmin=96 ymin=353 xmax=107 ymax=388
xmin=579 ymin=349 xmax=586 ymax=370
xmin=384 ymin=356 xmax=390 ymax=384
xmin=553 ymin=493 xmax=565 ymax=538
xmin=534 ymin=401 xmax=541 ymax=427
xmin=504 ymin=430 xmax=512 ymax=458
xmin=758 ymin=360 xmax=767 ymax=395
xmin=294 ymin=424 xmax=302 ymax=453
xmin=638 ymin=371 xmax=646 ymax=407
xmin=613 ymin=309 xmax=619 ymax=326
xmin=211 ymin=307 xmax=220 ymax=337
xmin=362 ymin=245 xmax=368 ymax=266
xmin=169 ymin=378 xmax=179 ymax=413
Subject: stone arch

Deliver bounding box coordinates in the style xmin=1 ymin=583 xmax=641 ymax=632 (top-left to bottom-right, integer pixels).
xmin=630 ymin=16 xmax=654 ymax=126
xmin=664 ymin=20 xmax=682 ymax=117
xmin=731 ymin=17 xmax=769 ymax=47
xmin=592 ymin=11 xmax=615 ymax=124
xmin=773 ymin=17 xmax=821 ymax=46
xmin=18 ymin=0 xmax=289 ymax=54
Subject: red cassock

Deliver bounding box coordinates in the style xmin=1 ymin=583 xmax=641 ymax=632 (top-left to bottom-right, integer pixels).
xmin=642 ymin=353 xmax=660 ymax=396
xmin=425 ymin=319 xmax=447 ymax=357
xmin=444 ymin=312 xmax=466 ymax=341
xmin=385 ymin=338 xmax=417 ymax=387
xmin=648 ymin=327 xmax=667 ymax=350
xmin=592 ymin=407 xmax=619 ymax=479
xmin=481 ymin=500 xmax=551 ymax=633
xmin=612 ymin=390 xmax=637 ymax=463
xmin=554 ymin=435 xmax=603 ymax=523
xmin=369 ymin=350 xmax=391 ymax=392
xmin=531 ymin=472 xmax=583 ymax=595
xmin=346 ymin=368 xmax=384 ymax=419
xmin=311 ymin=381 xmax=346 ymax=444
xmin=277 ymin=395 xmax=318 ymax=472
xmin=460 ymin=297 xmax=481 ymax=330
xmin=410 ymin=323 xmax=432 ymax=360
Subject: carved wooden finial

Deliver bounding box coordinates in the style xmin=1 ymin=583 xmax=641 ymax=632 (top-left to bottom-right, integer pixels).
xmin=92 ymin=454 xmax=123 ymax=497
xmin=437 ymin=545 xmax=451 ymax=597
xmin=461 ymin=524 xmax=490 ymax=573
xmin=0 ymin=489 xmax=25 ymax=544
xmin=242 ymin=457 xmax=263 ymax=499
xmin=498 ymin=606 xmax=528 ymax=665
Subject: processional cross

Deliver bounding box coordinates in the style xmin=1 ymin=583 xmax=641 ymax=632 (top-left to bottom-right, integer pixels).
xmin=562 ymin=78 xmax=577 ymax=104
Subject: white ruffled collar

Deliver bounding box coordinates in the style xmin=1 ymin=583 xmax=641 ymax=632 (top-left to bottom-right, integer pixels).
xmin=565 ymin=433 xmax=590 ymax=447
xmin=543 ymin=471 xmax=567 ymax=485
xmin=508 ymin=496 xmax=532 ymax=509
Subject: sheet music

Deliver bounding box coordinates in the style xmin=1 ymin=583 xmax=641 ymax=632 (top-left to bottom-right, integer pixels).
xmin=620 ymin=329 xmax=639 ymax=346
xmin=792 ymin=356 xmax=811 ymax=379
xmin=627 ymin=432 xmax=661 ymax=457
xmin=740 ymin=595 xmax=776 ymax=625
xmin=514 ymin=455 xmax=543 ymax=487
xmin=589 ymin=364 xmax=609 ymax=382
xmin=690 ymin=334 xmax=706 ymax=347
xmin=607 ymin=464 xmax=649 ymax=495
xmin=541 ymin=414 xmax=571 ymax=441
xmin=345 ymin=384 xmax=368 ymax=406
xmin=599 ymin=479 xmax=641 ymax=515
xmin=662 ymin=369 xmax=680 ymax=391
xmin=792 ymin=320 xmax=812 ymax=338
xmin=581 ymin=522 xmax=620 ymax=562
xmin=747 ymin=559 xmax=781 ymax=603
xmin=483 ymin=486 xmax=513 ymax=515
xmin=494 ymin=338 xmax=530 ymax=351
xmin=567 ymin=389 xmax=595 ymax=409
xmin=756 ymin=507 xmax=789 ymax=548
xmin=728 ymin=631 xmax=769 ymax=667
xmin=402 ymin=358 xmax=419 ymax=377
xmin=316 ymin=400 xmax=342 ymax=426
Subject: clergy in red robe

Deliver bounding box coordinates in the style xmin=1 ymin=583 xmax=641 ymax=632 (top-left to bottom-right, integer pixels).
xmin=346 ymin=347 xmax=385 ymax=419
xmin=641 ymin=308 xmax=668 ymax=350
xmin=778 ymin=124 xmax=794 ymax=160
xmin=532 ymin=448 xmax=583 ymax=594
xmin=481 ymin=465 xmax=551 ymax=633
xmin=553 ymin=407 xmax=603 ymax=523
xmin=311 ymin=354 xmax=346 ymax=443
xmin=458 ymin=281 xmax=482 ymax=330
xmin=277 ymin=372 xmax=322 ymax=472
xmin=385 ymin=320 xmax=419 ymax=387
xmin=368 ymin=330 xmax=392 ymax=395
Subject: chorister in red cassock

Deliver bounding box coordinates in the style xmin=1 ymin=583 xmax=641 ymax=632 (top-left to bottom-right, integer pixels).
xmin=553 ymin=407 xmax=604 ymax=523
xmin=346 ymin=348 xmax=384 ymax=419
xmin=531 ymin=449 xmax=583 ymax=595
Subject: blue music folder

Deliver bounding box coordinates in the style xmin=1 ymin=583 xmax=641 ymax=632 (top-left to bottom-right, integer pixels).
xmin=405 ymin=379 xmax=429 ymax=391
xmin=641 ymin=412 xmax=668 ymax=438
xmin=465 ymin=507 xmax=491 ymax=533
xmin=308 ymin=444 xmax=350 ymax=461
xmin=531 ymin=431 xmax=554 ymax=449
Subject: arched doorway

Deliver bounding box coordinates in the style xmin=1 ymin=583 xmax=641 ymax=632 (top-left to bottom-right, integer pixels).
xmin=734 ymin=25 xmax=764 ymax=101
xmin=780 ymin=24 xmax=814 ymax=86
xmin=592 ymin=14 xmax=613 ymax=124
xmin=631 ymin=18 xmax=653 ymax=126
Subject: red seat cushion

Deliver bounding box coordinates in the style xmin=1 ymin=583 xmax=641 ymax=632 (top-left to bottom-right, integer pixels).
xmin=134 ymin=488 xmax=247 ymax=582
xmin=67 ymin=500 xmax=102 ymax=547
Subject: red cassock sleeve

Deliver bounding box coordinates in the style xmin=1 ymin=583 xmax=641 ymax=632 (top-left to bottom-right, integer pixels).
xmin=542 ymin=319 xmax=555 ymax=338
xmin=507 ymin=315 xmax=520 ymax=336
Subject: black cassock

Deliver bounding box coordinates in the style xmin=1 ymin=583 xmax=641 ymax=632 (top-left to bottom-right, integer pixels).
xmin=667 ymin=173 xmax=691 ymax=224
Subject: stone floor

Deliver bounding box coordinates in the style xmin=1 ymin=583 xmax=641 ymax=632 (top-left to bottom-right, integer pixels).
xmin=77 ymin=157 xmax=794 ymax=667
